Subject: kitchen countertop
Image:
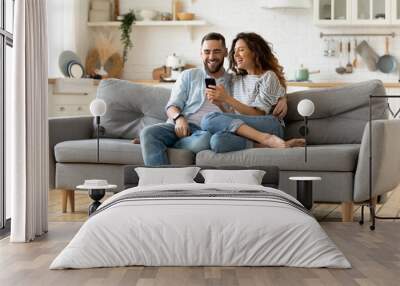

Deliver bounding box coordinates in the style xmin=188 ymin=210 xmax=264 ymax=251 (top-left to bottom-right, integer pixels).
xmin=48 ymin=78 xmax=400 ymax=88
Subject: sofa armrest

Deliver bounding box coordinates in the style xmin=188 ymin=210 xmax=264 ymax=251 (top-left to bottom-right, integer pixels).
xmin=354 ymin=119 xmax=400 ymax=202
xmin=49 ymin=116 xmax=94 ymax=189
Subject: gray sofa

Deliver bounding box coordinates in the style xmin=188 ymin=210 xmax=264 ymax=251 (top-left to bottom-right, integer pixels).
xmin=49 ymin=79 xmax=400 ymax=221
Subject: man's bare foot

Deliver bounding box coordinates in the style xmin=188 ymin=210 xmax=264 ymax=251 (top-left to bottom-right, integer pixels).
xmin=285 ymin=138 xmax=306 ymax=148
xmin=255 ymin=134 xmax=306 ymax=148
xmin=131 ymin=138 xmax=140 ymax=144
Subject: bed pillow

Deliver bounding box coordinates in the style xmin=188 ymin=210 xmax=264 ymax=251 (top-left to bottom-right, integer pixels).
xmin=200 ymin=169 xmax=266 ymax=185
xmin=135 ymin=167 xmax=201 ymax=186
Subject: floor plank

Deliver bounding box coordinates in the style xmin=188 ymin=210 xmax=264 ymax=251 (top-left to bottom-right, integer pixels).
xmin=1 ymin=222 xmax=400 ymax=285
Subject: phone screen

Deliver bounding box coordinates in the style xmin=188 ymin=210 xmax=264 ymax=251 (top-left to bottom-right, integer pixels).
xmin=205 ymin=78 xmax=216 ymax=89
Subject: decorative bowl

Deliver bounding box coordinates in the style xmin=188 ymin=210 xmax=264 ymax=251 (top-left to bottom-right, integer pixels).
xmin=176 ymin=12 xmax=195 ymax=21
xmin=140 ymin=9 xmax=157 ymax=21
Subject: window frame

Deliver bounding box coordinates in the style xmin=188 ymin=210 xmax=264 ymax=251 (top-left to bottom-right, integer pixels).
xmin=0 ymin=0 xmax=14 ymax=233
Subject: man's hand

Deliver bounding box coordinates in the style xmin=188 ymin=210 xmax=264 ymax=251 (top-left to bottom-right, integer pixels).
xmin=206 ymin=85 xmax=230 ymax=104
xmin=272 ymin=96 xmax=288 ymax=119
xmin=174 ymin=117 xmax=190 ymax=138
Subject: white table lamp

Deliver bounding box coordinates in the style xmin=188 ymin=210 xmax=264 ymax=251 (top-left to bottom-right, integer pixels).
xmin=90 ymin=99 xmax=107 ymax=162
xmin=297 ymin=99 xmax=315 ymax=162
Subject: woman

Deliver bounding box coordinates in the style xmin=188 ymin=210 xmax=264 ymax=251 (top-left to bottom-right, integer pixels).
xmin=201 ymin=32 xmax=305 ymax=153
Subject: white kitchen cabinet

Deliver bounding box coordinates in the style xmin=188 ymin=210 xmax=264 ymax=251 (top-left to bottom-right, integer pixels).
xmin=314 ymin=0 xmax=399 ymax=25
xmin=391 ymin=0 xmax=400 ymax=24
xmin=48 ymin=82 xmax=96 ymax=117
xmin=352 ymin=0 xmax=391 ymax=25
xmin=313 ymin=0 xmax=351 ymax=26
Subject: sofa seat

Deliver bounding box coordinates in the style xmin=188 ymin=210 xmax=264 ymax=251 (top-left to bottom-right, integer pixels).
xmin=196 ymin=144 xmax=360 ymax=172
xmin=55 ymin=139 xmax=194 ymax=165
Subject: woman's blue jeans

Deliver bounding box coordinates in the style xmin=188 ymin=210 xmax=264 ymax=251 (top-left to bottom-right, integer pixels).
xmin=201 ymin=112 xmax=284 ymax=153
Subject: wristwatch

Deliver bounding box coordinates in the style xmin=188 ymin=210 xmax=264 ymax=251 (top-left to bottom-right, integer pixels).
xmin=173 ymin=113 xmax=184 ymax=123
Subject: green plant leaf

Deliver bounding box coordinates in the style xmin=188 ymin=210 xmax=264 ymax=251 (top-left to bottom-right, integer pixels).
xmin=119 ymin=10 xmax=136 ymax=64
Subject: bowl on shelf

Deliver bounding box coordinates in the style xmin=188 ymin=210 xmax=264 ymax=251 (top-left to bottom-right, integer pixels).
xmin=176 ymin=12 xmax=195 ymax=21
xmin=140 ymin=9 xmax=157 ymax=21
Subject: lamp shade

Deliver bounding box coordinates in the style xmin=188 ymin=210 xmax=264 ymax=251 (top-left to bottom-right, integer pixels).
xmin=90 ymin=99 xmax=107 ymax=116
xmin=297 ymin=99 xmax=315 ymax=117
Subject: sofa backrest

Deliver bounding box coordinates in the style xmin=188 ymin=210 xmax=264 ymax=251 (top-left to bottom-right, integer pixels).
xmin=96 ymin=79 xmax=170 ymax=139
xmin=285 ymin=80 xmax=388 ymax=144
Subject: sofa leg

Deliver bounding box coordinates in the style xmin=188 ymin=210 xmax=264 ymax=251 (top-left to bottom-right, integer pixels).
xmin=61 ymin=190 xmax=68 ymax=213
xmin=67 ymin=190 xmax=75 ymax=212
xmin=60 ymin=189 xmax=75 ymax=213
xmin=341 ymin=202 xmax=354 ymax=222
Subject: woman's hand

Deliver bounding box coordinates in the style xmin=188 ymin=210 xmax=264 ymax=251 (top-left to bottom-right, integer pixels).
xmin=272 ymin=96 xmax=288 ymax=119
xmin=206 ymin=85 xmax=230 ymax=104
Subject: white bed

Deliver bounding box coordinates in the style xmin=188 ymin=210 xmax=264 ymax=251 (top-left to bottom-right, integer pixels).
xmin=50 ymin=183 xmax=351 ymax=269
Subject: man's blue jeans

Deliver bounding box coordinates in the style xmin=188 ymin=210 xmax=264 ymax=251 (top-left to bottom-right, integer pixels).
xmin=140 ymin=123 xmax=211 ymax=166
xmin=201 ymin=112 xmax=284 ymax=153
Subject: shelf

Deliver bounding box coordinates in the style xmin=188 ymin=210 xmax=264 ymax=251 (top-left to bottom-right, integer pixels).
xmin=88 ymin=20 xmax=207 ymax=27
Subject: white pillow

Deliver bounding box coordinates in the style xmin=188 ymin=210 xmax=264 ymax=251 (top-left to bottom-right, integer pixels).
xmin=200 ymin=169 xmax=266 ymax=185
xmin=135 ymin=167 xmax=200 ymax=186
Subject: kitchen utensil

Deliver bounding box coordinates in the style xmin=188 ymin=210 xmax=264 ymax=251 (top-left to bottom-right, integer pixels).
xmin=335 ymin=41 xmax=346 ymax=74
xmin=176 ymin=12 xmax=195 ymax=20
xmin=377 ymin=37 xmax=397 ymax=74
xmin=352 ymin=39 xmax=358 ymax=68
xmin=67 ymin=61 xmax=85 ymax=78
xmin=356 ymin=40 xmax=379 ymax=71
xmin=345 ymin=41 xmax=353 ymax=73
xmin=295 ymin=65 xmax=320 ymax=81
xmin=59 ymin=50 xmax=83 ymax=77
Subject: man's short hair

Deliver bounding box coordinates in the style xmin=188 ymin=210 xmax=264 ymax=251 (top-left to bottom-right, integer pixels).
xmin=201 ymin=32 xmax=226 ymax=48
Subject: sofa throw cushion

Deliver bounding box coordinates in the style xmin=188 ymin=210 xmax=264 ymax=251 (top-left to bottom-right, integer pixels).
xmin=135 ymin=167 xmax=200 ymax=186
xmin=284 ymin=80 xmax=387 ymax=144
xmin=200 ymin=169 xmax=266 ymax=185
xmin=95 ymin=79 xmax=171 ymax=139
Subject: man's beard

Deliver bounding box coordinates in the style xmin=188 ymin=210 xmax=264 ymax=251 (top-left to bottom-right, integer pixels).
xmin=204 ymin=59 xmax=224 ymax=74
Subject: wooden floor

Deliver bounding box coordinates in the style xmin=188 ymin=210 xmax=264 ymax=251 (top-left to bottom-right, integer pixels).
xmin=1 ymin=221 xmax=399 ymax=286
xmin=0 ymin=186 xmax=399 ymax=286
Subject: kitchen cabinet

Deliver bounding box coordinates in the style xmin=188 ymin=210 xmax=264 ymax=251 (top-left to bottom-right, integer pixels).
xmin=313 ymin=0 xmax=351 ymax=26
xmin=352 ymin=0 xmax=391 ymax=25
xmin=391 ymin=0 xmax=400 ymax=24
xmin=48 ymin=80 xmax=96 ymax=117
xmin=314 ymin=0 xmax=399 ymax=26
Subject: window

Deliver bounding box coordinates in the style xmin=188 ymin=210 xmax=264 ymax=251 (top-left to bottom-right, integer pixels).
xmin=0 ymin=0 xmax=14 ymax=234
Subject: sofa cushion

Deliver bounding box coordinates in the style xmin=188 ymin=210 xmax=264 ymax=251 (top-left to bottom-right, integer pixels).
xmin=196 ymin=144 xmax=360 ymax=172
xmin=54 ymin=139 xmax=194 ymax=165
xmin=96 ymin=79 xmax=171 ymax=139
xmin=285 ymin=80 xmax=387 ymax=144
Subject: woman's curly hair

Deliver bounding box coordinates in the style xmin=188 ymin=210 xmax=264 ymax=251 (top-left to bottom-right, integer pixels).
xmin=229 ymin=32 xmax=286 ymax=89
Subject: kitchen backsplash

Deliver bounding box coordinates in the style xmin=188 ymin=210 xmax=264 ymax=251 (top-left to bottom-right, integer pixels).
xmin=54 ymin=0 xmax=400 ymax=82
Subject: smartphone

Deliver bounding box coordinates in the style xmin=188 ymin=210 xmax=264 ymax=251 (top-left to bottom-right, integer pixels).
xmin=205 ymin=78 xmax=216 ymax=89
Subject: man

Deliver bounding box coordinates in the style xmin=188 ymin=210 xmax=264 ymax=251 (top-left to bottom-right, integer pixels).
xmin=140 ymin=32 xmax=232 ymax=166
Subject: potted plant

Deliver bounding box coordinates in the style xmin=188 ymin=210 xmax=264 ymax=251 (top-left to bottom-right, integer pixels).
xmin=119 ymin=10 xmax=136 ymax=64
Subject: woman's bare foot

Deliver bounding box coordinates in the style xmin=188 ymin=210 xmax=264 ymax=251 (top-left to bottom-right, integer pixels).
xmin=257 ymin=134 xmax=287 ymax=148
xmin=131 ymin=138 xmax=140 ymax=144
xmin=255 ymin=134 xmax=305 ymax=148
xmin=285 ymin=138 xmax=306 ymax=148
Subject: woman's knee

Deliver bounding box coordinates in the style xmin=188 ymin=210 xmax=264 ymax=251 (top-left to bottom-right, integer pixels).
xmin=201 ymin=112 xmax=222 ymax=131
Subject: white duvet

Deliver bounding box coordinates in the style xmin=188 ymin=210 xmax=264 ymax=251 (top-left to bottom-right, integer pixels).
xmin=50 ymin=183 xmax=351 ymax=269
